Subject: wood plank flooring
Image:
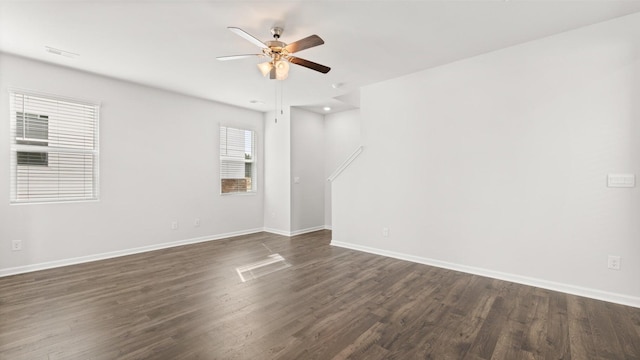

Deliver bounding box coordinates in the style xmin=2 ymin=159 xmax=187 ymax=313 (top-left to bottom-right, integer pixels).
xmin=1 ymin=230 xmax=639 ymax=359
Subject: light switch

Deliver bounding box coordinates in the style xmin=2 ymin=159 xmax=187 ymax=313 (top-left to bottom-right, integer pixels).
xmin=294 ymin=177 xmax=300 ymax=184
xmin=607 ymin=174 xmax=635 ymax=188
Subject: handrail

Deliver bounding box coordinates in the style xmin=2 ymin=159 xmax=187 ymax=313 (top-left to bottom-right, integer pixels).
xmin=328 ymin=146 xmax=363 ymax=182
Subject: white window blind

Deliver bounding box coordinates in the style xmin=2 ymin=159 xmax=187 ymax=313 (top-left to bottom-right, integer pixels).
xmin=9 ymin=91 xmax=100 ymax=203
xmin=220 ymin=126 xmax=255 ymax=194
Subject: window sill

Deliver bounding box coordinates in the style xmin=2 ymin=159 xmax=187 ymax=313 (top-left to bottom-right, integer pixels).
xmin=220 ymin=191 xmax=257 ymax=196
xmin=10 ymin=198 xmax=100 ymax=206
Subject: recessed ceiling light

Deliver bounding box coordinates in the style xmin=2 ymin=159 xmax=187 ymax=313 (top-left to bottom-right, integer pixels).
xmin=45 ymin=46 xmax=79 ymax=59
xmin=323 ymin=106 xmax=331 ymax=112
xmin=331 ymin=83 xmax=344 ymax=89
xmin=249 ymin=100 xmax=265 ymax=105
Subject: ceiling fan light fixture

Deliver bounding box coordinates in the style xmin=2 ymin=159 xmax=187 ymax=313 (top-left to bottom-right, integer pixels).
xmin=223 ymin=26 xmax=329 ymax=80
xmin=257 ymin=61 xmax=273 ymax=77
xmin=275 ymin=60 xmax=289 ymax=80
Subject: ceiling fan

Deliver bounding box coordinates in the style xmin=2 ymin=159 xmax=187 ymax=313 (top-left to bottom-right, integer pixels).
xmin=217 ymin=26 xmax=331 ymax=80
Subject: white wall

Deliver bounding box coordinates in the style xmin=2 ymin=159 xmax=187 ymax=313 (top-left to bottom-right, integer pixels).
xmin=0 ymin=53 xmax=264 ymax=274
xmin=263 ymin=109 xmax=291 ymax=235
xmin=324 ymin=109 xmax=361 ymax=228
xmin=290 ymin=108 xmax=325 ymax=234
xmin=333 ymin=13 xmax=640 ymax=306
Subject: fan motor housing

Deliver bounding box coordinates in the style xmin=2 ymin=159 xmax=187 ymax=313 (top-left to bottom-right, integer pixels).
xmin=266 ymin=40 xmax=287 ymax=53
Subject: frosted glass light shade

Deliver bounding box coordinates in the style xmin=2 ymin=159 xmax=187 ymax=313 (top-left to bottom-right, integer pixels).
xmin=275 ymin=60 xmax=289 ymax=80
xmin=257 ymin=62 xmax=273 ymax=77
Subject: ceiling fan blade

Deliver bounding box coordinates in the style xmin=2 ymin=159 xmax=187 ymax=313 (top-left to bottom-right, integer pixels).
xmin=216 ymin=54 xmax=262 ymax=61
xmin=288 ymin=57 xmax=331 ymax=74
xmin=284 ymin=35 xmax=324 ymax=54
xmin=228 ymin=27 xmax=268 ymax=49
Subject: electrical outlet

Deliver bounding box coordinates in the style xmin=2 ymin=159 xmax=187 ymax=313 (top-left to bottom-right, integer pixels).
xmin=194 ymin=218 xmax=201 ymax=227
xmin=382 ymin=227 xmax=389 ymax=237
xmin=11 ymin=240 xmax=22 ymax=251
xmin=608 ymin=255 xmax=621 ymax=270
xmin=171 ymin=221 xmax=179 ymax=230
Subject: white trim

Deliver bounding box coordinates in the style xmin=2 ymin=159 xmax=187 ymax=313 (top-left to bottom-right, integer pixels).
xmin=290 ymin=226 xmax=326 ymax=236
xmin=219 ymin=191 xmax=257 ymax=196
xmin=263 ymin=226 xmax=328 ymax=237
xmin=331 ymin=240 xmax=640 ymax=308
xmin=8 ymin=86 xmax=101 ymax=107
xmin=327 ymin=146 xmax=363 ymax=182
xmin=324 ymin=225 xmax=333 ymax=230
xmin=0 ymin=228 xmax=264 ymax=278
xmin=263 ymin=227 xmax=291 ymax=236
xmin=10 ymin=198 xmax=100 ymax=206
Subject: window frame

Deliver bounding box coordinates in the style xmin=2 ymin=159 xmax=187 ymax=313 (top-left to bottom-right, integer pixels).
xmin=9 ymin=89 xmax=100 ymax=205
xmin=219 ymin=125 xmax=257 ymax=195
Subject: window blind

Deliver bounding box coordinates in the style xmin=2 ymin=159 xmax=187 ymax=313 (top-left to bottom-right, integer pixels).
xmin=220 ymin=126 xmax=255 ymax=194
xmin=9 ymin=91 xmax=99 ymax=203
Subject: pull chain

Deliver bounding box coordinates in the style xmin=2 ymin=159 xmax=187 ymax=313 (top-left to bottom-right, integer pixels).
xmin=274 ymin=80 xmax=278 ymax=123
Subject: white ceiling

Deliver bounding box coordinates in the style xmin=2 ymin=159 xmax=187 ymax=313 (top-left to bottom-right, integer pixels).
xmin=2 ymin=1 xmax=640 ymax=114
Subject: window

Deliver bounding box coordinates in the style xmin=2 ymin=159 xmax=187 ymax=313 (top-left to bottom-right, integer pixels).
xmin=9 ymin=91 xmax=100 ymax=203
xmin=220 ymin=126 xmax=255 ymax=194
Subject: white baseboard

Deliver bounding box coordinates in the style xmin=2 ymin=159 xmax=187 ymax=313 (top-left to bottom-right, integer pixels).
xmin=264 ymin=226 xmax=328 ymax=237
xmin=324 ymin=225 xmax=333 ymax=230
xmin=0 ymin=228 xmax=265 ymax=278
xmin=290 ymin=226 xmax=327 ymax=236
xmin=331 ymin=240 xmax=640 ymax=309
xmin=263 ymin=227 xmax=291 ymax=236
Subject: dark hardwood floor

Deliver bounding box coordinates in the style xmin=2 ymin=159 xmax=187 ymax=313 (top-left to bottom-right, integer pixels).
xmin=1 ymin=230 xmax=639 ymax=359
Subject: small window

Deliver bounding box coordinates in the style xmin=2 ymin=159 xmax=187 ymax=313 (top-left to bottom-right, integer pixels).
xmin=10 ymin=91 xmax=100 ymax=203
xmin=220 ymin=126 xmax=256 ymax=194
